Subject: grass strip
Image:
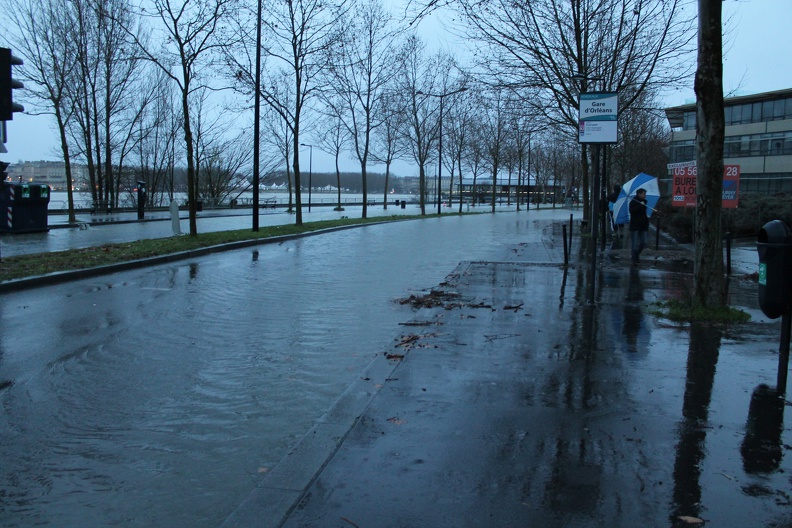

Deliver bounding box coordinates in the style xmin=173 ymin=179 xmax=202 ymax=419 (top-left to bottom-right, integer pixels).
xmin=0 ymin=216 xmax=410 ymax=282
xmin=648 ymin=299 xmax=751 ymax=324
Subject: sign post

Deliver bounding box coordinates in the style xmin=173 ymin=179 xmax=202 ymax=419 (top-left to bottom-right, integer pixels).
xmin=578 ymin=92 xmax=619 ymax=144
xmin=578 ymin=91 xmax=618 ymax=305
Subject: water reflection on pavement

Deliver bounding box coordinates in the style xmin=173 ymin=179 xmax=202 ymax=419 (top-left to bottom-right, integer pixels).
xmin=0 ymin=210 xmax=573 ymax=527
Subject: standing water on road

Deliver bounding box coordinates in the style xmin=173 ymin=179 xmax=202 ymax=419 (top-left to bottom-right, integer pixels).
xmin=0 ymin=210 xmax=574 ymax=527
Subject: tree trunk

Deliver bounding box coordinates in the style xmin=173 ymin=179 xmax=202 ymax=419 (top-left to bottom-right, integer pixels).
xmin=336 ymin=155 xmax=342 ymax=210
xmin=693 ymin=0 xmax=725 ymax=307
xmin=383 ymin=161 xmax=390 ymax=210
xmin=183 ymin=89 xmax=197 ymax=235
xmin=490 ymin=163 xmax=498 ymax=213
xmin=419 ymin=164 xmax=426 ymax=216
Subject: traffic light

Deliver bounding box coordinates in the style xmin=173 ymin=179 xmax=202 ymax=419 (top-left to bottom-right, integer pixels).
xmin=0 ymin=48 xmax=24 ymax=121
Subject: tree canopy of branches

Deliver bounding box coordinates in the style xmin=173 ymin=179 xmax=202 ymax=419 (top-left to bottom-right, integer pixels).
xmin=123 ymin=0 xmax=235 ymax=235
xmin=324 ymin=0 xmax=399 ymax=219
xmin=6 ymin=0 xmax=79 ymax=222
xmin=456 ymin=0 xmax=696 ymax=218
xmin=229 ymin=0 xmax=349 ymax=226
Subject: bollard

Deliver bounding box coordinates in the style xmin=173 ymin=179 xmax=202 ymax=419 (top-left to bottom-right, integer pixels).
xmin=655 ymin=216 xmax=661 ymax=250
xmin=562 ymin=224 xmax=569 ymax=266
xmin=170 ymin=199 xmax=181 ymax=236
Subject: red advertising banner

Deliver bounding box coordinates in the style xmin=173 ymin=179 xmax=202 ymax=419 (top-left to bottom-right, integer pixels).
xmin=670 ymin=162 xmax=740 ymax=208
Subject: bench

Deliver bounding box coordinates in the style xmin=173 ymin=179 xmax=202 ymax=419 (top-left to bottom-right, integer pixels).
xmin=261 ymin=197 xmax=278 ymax=208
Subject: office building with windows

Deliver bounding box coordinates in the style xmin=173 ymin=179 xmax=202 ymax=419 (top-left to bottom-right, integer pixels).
xmin=665 ymin=88 xmax=792 ymax=193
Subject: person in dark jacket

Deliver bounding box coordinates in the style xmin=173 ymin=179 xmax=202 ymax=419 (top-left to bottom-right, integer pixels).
xmin=629 ymin=188 xmax=649 ymax=263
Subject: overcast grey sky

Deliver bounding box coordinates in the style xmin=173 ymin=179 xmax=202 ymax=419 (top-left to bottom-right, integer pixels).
xmin=3 ymin=0 xmax=791 ymax=176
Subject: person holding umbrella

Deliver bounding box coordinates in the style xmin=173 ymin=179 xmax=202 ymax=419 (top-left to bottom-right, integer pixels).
xmin=629 ymin=188 xmax=650 ymax=263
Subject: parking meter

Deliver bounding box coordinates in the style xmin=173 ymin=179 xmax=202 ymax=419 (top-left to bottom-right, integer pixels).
xmin=136 ymin=180 xmax=146 ymax=220
xmin=757 ymin=220 xmax=792 ymax=319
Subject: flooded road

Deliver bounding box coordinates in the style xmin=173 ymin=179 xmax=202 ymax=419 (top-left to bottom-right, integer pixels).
xmin=0 ymin=211 xmax=569 ymax=527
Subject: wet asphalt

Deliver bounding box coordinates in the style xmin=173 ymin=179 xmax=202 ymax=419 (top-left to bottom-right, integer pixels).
xmin=2 ymin=208 xmax=785 ymax=528
xmin=221 ymin=223 xmax=789 ymax=527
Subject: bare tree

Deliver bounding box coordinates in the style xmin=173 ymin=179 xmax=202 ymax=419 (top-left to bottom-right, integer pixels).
xmin=694 ymin=0 xmax=725 ymax=307
xmin=456 ymin=0 xmax=695 ymax=219
xmin=190 ymin=90 xmax=252 ymax=205
xmin=463 ymin=119 xmax=487 ymax=206
xmin=263 ymin=102 xmax=295 ymax=208
xmin=5 ymin=0 xmax=79 ymax=222
xmin=120 ymin=0 xmax=235 ymax=235
xmin=441 ymin=93 xmax=470 ymax=213
xmin=610 ymin=90 xmax=670 ymax=186
xmin=530 ymin=135 xmax=554 ymax=204
xmin=480 ymin=87 xmax=510 ymax=212
xmin=325 ymin=0 xmax=399 ymax=218
xmin=229 ymin=0 xmax=349 ymax=225
xmin=133 ymin=67 xmax=180 ymax=207
xmin=315 ymin=100 xmax=350 ymax=210
xmin=396 ymin=36 xmax=448 ymax=215
xmin=66 ymin=0 xmax=144 ymax=209
xmin=372 ymin=92 xmax=409 ymax=210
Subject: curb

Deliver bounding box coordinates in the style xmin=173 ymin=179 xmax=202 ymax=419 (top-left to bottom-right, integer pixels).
xmin=0 ymin=222 xmax=390 ymax=293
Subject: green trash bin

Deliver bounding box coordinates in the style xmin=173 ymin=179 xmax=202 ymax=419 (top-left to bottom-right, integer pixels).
xmin=0 ymin=182 xmax=51 ymax=233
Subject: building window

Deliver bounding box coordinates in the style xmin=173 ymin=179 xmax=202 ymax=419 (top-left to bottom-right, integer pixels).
xmin=669 ymin=140 xmax=695 ymax=163
xmin=683 ymin=111 xmax=696 ymax=130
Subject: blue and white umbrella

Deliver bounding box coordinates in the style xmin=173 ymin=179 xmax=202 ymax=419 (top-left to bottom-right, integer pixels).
xmin=612 ymin=172 xmax=660 ymax=225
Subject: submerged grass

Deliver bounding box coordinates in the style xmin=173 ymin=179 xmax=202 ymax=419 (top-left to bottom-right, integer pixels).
xmin=0 ymin=216 xmax=409 ymax=282
xmin=648 ymin=299 xmax=751 ymax=324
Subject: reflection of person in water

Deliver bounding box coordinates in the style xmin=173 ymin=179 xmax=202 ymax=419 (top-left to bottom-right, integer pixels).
xmin=629 ymin=188 xmax=649 ymax=263
xmin=621 ymin=266 xmax=648 ymax=355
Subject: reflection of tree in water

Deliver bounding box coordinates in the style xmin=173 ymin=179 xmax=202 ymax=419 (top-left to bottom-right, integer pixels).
xmin=542 ymin=298 xmax=604 ymax=519
xmin=671 ymin=323 xmax=722 ymax=525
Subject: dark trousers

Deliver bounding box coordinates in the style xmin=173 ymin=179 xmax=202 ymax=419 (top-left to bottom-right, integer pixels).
xmin=631 ymin=229 xmax=647 ymax=261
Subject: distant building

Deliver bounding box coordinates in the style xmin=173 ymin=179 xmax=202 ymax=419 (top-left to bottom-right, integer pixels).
xmin=665 ymin=88 xmax=792 ymax=193
xmin=5 ymin=160 xmax=89 ymax=191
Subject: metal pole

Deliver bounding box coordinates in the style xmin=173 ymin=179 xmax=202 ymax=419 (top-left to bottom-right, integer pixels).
xmin=308 ymin=145 xmax=312 ymax=213
xmin=252 ymin=0 xmax=262 ymax=231
xmin=600 ymin=148 xmax=607 ymax=249
xmin=656 ymin=217 xmax=662 ymax=250
xmin=437 ymin=95 xmax=444 ymax=215
xmin=726 ymin=231 xmax=732 ymax=275
xmin=778 ymin=311 xmax=791 ymax=394
xmin=588 ymin=144 xmax=600 ymax=304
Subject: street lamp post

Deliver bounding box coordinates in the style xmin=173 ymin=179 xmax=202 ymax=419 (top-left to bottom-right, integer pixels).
xmin=417 ymin=87 xmax=468 ymax=215
xmin=301 ymin=143 xmax=313 ymax=212
xmin=252 ymin=0 xmax=262 ymax=231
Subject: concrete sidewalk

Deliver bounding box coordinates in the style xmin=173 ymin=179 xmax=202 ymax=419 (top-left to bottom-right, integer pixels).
xmin=222 ymin=225 xmax=785 ymax=527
